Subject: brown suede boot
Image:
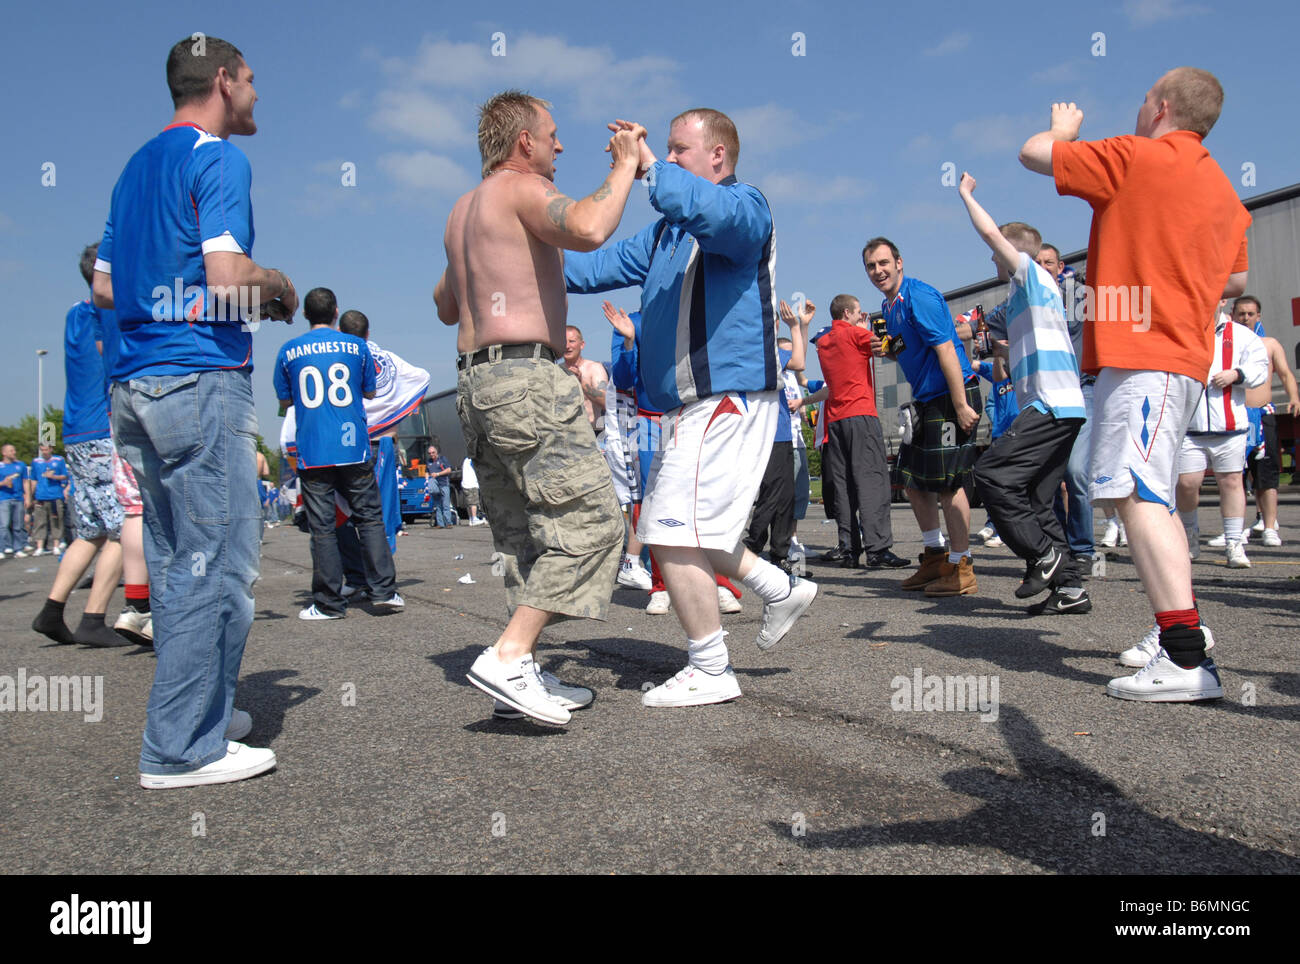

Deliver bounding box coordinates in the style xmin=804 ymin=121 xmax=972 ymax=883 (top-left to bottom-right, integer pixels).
xmin=925 ymin=556 xmax=978 ymax=596
xmin=900 ymin=547 xmax=948 ymax=590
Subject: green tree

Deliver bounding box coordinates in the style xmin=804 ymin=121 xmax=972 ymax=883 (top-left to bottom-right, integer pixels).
xmin=0 ymin=407 xmax=63 ymax=461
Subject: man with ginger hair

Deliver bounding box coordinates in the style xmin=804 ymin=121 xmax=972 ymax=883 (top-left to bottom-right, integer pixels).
xmin=565 ymin=107 xmax=818 ymax=709
xmin=1020 ymin=68 xmax=1251 ymax=701
xmin=434 ymin=90 xmax=643 ymax=725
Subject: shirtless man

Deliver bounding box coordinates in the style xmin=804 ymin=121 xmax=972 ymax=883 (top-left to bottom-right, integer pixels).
xmin=563 ymin=325 xmax=609 ymax=434
xmin=434 ymin=89 xmax=644 ymax=725
xmin=1238 ymin=296 xmax=1300 ymax=545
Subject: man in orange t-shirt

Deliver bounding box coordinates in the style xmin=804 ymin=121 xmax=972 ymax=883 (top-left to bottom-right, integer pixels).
xmin=1019 ymin=67 xmax=1250 ymax=704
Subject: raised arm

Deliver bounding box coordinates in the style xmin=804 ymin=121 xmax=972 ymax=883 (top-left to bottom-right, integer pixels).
xmin=958 ymin=173 xmax=1020 ymax=276
xmin=1019 ymin=102 xmax=1084 ymax=176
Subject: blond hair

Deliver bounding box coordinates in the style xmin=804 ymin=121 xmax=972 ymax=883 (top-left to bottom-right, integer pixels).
xmin=999 ymin=221 xmax=1043 ymax=258
xmin=477 ymin=90 xmax=552 ymax=179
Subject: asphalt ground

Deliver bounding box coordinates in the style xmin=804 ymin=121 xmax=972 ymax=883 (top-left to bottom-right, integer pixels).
xmin=2 ymin=499 xmax=1298 ymax=876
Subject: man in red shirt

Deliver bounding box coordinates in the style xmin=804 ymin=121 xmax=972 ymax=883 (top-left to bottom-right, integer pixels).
xmin=815 ymin=295 xmax=907 ymax=570
xmin=1020 ymin=67 xmax=1250 ymax=702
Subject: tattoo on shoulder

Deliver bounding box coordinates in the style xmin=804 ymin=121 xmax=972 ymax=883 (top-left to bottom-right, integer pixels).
xmin=547 ymin=196 xmax=573 ymax=232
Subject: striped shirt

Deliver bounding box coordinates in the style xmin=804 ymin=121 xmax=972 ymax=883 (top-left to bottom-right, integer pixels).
xmin=1006 ymin=253 xmax=1085 ymax=420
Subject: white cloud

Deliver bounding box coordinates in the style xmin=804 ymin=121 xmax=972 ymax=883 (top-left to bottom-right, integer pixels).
xmin=0 ymin=211 xmax=15 ymax=232
xmin=1123 ymin=0 xmax=1210 ymax=26
xmin=370 ymin=90 xmax=474 ymax=147
xmin=729 ymin=104 xmax=825 ymax=159
xmin=377 ymin=151 xmax=474 ymax=196
xmin=924 ymin=33 xmax=970 ymax=57
xmin=905 ymin=133 xmax=937 ymax=153
xmin=1030 ymin=60 xmax=1084 ymax=86
xmin=761 ymin=172 xmax=872 ymax=205
xmin=338 ymin=89 xmax=363 ymax=110
xmin=950 ymin=112 xmax=1038 ymax=156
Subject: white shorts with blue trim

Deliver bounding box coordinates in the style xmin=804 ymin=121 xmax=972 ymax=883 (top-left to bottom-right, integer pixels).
xmin=1089 ymin=368 xmax=1201 ymax=508
xmin=637 ymin=391 xmax=779 ymax=551
xmin=1177 ymin=431 xmax=1247 ymax=476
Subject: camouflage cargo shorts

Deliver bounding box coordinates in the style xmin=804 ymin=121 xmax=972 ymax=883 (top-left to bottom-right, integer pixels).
xmin=66 ymin=438 xmax=123 ymax=541
xmin=456 ymin=349 xmax=622 ymax=620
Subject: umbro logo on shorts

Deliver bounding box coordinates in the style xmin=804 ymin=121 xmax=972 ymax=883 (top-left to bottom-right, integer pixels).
xmin=1095 ymin=475 xmax=1112 ymax=485
xmin=657 ymin=518 xmax=685 ymax=527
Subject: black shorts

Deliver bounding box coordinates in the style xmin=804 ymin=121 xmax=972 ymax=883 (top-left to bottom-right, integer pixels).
xmin=1248 ymin=412 xmax=1280 ymax=491
xmin=898 ymin=378 xmax=981 ymax=493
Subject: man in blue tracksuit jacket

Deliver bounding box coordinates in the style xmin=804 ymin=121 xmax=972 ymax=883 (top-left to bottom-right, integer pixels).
xmin=565 ymin=108 xmax=817 ymax=710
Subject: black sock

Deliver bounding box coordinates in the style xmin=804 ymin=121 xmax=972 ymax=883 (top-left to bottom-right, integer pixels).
xmin=32 ymin=598 xmax=74 ymax=644
xmin=73 ymin=612 xmax=131 ymax=648
xmin=1159 ymin=623 xmax=1206 ymax=669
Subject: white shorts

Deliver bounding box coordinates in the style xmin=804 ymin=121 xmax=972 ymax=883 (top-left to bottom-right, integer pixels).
xmin=637 ymin=391 xmax=779 ymax=551
xmin=1089 ymin=369 xmax=1201 ymax=508
xmin=1178 ymin=432 xmax=1247 ymax=476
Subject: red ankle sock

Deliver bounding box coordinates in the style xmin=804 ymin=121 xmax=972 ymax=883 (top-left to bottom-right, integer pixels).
xmin=1155 ymin=608 xmax=1198 ymax=632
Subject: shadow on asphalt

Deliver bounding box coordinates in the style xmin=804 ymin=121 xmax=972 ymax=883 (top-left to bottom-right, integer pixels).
xmin=238 ymin=669 xmax=322 ymax=743
xmin=766 ymin=704 xmax=1300 ymax=873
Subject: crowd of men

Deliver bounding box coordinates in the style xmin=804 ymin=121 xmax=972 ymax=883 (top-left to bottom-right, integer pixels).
xmin=24 ymin=33 xmax=1296 ymax=788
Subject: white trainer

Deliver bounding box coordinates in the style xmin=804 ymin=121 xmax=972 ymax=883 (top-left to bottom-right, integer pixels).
xmin=617 ymin=559 xmax=652 ymax=591
xmin=372 ymin=592 xmax=405 ymax=609
xmin=1120 ymin=624 xmax=1215 ymax=668
xmin=717 ymin=586 xmax=742 ymax=614
xmin=114 ymin=608 xmax=154 ymax=645
xmin=645 ymin=590 xmax=671 ymax=615
xmin=641 ymin=664 xmax=741 ymax=707
xmin=139 ymin=741 xmax=277 ymax=789
xmin=1106 ymin=650 xmax=1223 ymax=702
xmin=1262 ymin=528 xmax=1282 ymax=547
xmin=984 ymin=534 xmax=1004 ymax=548
xmin=1099 ymin=520 xmax=1119 ymax=547
xmin=1226 ymin=541 xmax=1251 ymax=568
xmin=225 ymin=709 xmax=252 ymax=742
xmin=299 ymin=604 xmax=342 ymax=620
xmin=1207 ymin=532 xmax=1226 ymax=548
xmin=1118 ymin=523 xmax=1128 ymax=547
xmin=494 ymin=668 xmax=593 ymax=719
xmin=976 ymin=525 xmax=995 ymax=543
xmin=756 ymin=577 xmax=817 ymax=652
xmin=1251 ymin=517 xmax=1266 ymax=533
xmin=467 ymin=649 xmax=570 ymax=725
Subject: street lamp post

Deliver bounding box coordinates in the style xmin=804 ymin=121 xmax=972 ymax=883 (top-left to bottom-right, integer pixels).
xmin=36 ymin=349 xmax=48 ymax=453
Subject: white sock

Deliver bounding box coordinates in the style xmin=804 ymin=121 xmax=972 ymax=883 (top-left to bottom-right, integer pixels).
xmin=1224 ymin=517 xmax=1243 ymax=544
xmin=922 ymin=528 xmax=944 ymax=550
xmin=688 ymin=629 xmax=729 ymax=675
xmin=742 ymin=558 xmax=792 ymax=603
xmin=622 ymin=553 xmax=642 ymax=568
xmin=947 ymin=550 xmax=969 ymax=564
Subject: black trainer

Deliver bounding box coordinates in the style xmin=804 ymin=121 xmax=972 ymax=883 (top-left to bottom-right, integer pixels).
xmin=816 ymin=546 xmax=850 ymax=563
xmin=1028 ymin=586 xmax=1092 ymax=615
xmin=864 ymin=549 xmax=909 ymax=569
xmin=1015 ymin=547 xmax=1064 ymax=598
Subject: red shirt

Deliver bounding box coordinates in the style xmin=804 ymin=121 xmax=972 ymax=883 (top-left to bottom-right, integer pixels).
xmin=816 ymin=319 xmax=878 ymax=423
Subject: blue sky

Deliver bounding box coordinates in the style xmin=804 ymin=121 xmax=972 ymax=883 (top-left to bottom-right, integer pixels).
xmin=3 ymin=0 xmax=1296 ymax=438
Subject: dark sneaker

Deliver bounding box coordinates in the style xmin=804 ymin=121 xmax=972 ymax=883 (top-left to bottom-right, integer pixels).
xmin=1015 ymin=547 xmax=1064 ymax=598
xmin=864 ymin=549 xmax=909 ymax=569
xmin=1027 ymin=586 xmax=1092 ymax=615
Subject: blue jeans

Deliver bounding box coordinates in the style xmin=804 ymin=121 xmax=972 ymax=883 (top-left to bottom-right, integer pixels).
xmin=0 ymin=498 xmax=27 ymax=552
xmin=428 ymin=477 xmax=455 ymax=527
xmin=1053 ymin=380 xmax=1095 ymax=555
xmin=112 ymin=370 xmax=261 ymax=775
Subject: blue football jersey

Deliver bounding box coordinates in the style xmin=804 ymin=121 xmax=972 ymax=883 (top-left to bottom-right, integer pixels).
xmin=97 ymin=123 xmax=256 ymax=381
xmin=273 ymin=329 xmax=375 ymax=469
xmin=63 ymin=300 xmax=111 ymax=443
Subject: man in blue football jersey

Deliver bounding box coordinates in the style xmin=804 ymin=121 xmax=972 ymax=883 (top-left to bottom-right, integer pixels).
xmin=93 ymin=35 xmax=295 ymax=789
xmin=275 ymin=288 xmax=400 ymax=620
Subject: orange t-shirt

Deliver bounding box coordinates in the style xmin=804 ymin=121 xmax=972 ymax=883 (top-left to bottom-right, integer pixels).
xmin=1053 ymin=130 xmax=1250 ymax=383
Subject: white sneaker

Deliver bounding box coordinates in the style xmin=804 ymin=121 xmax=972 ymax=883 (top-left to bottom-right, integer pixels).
xmin=14 ymin=550 xmax=28 ymax=558
xmin=756 ymin=577 xmax=817 ymax=652
xmin=1207 ymin=532 xmax=1226 ymax=548
xmin=787 ymin=537 xmax=805 ymax=560
xmin=1240 ymin=527 xmax=1251 ymax=545
xmin=468 ymin=517 xmax=488 ymax=526
xmin=717 ymin=585 xmax=742 ymax=614
xmin=224 ymin=709 xmax=252 ymax=742
xmin=114 ymin=609 xmax=154 ymax=645
xmin=642 ymin=664 xmax=741 ymax=707
xmin=1099 ymin=521 xmax=1119 ymax=548
xmin=372 ymin=592 xmax=405 ymax=609
xmin=1120 ymin=624 xmax=1215 ymax=668
xmin=493 ymin=668 xmax=593 ymax=719
xmin=976 ymin=525 xmax=995 ymax=543
xmin=1262 ymin=528 xmax=1282 ymax=547
xmin=1252 ymin=517 xmax=1266 ymax=533
xmin=1226 ymin=541 xmax=1251 ymax=568
xmin=617 ymin=558 xmax=652 ymax=590
xmin=1106 ymin=650 xmax=1223 ymax=702
xmin=984 ymin=534 xmax=1004 ymax=548
xmin=139 ymin=741 xmax=277 ymax=789
xmin=467 ymin=649 xmax=570 ymax=725
xmin=299 ymin=604 xmax=343 ymax=620
xmin=1118 ymin=523 xmax=1128 ymax=546
xmin=646 ymin=590 xmax=671 ymax=615
xmin=32 ymin=548 xmax=46 ymax=557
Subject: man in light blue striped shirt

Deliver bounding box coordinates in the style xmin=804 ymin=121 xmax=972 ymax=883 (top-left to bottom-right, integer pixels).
xmin=959 ymin=173 xmax=1089 ymax=614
